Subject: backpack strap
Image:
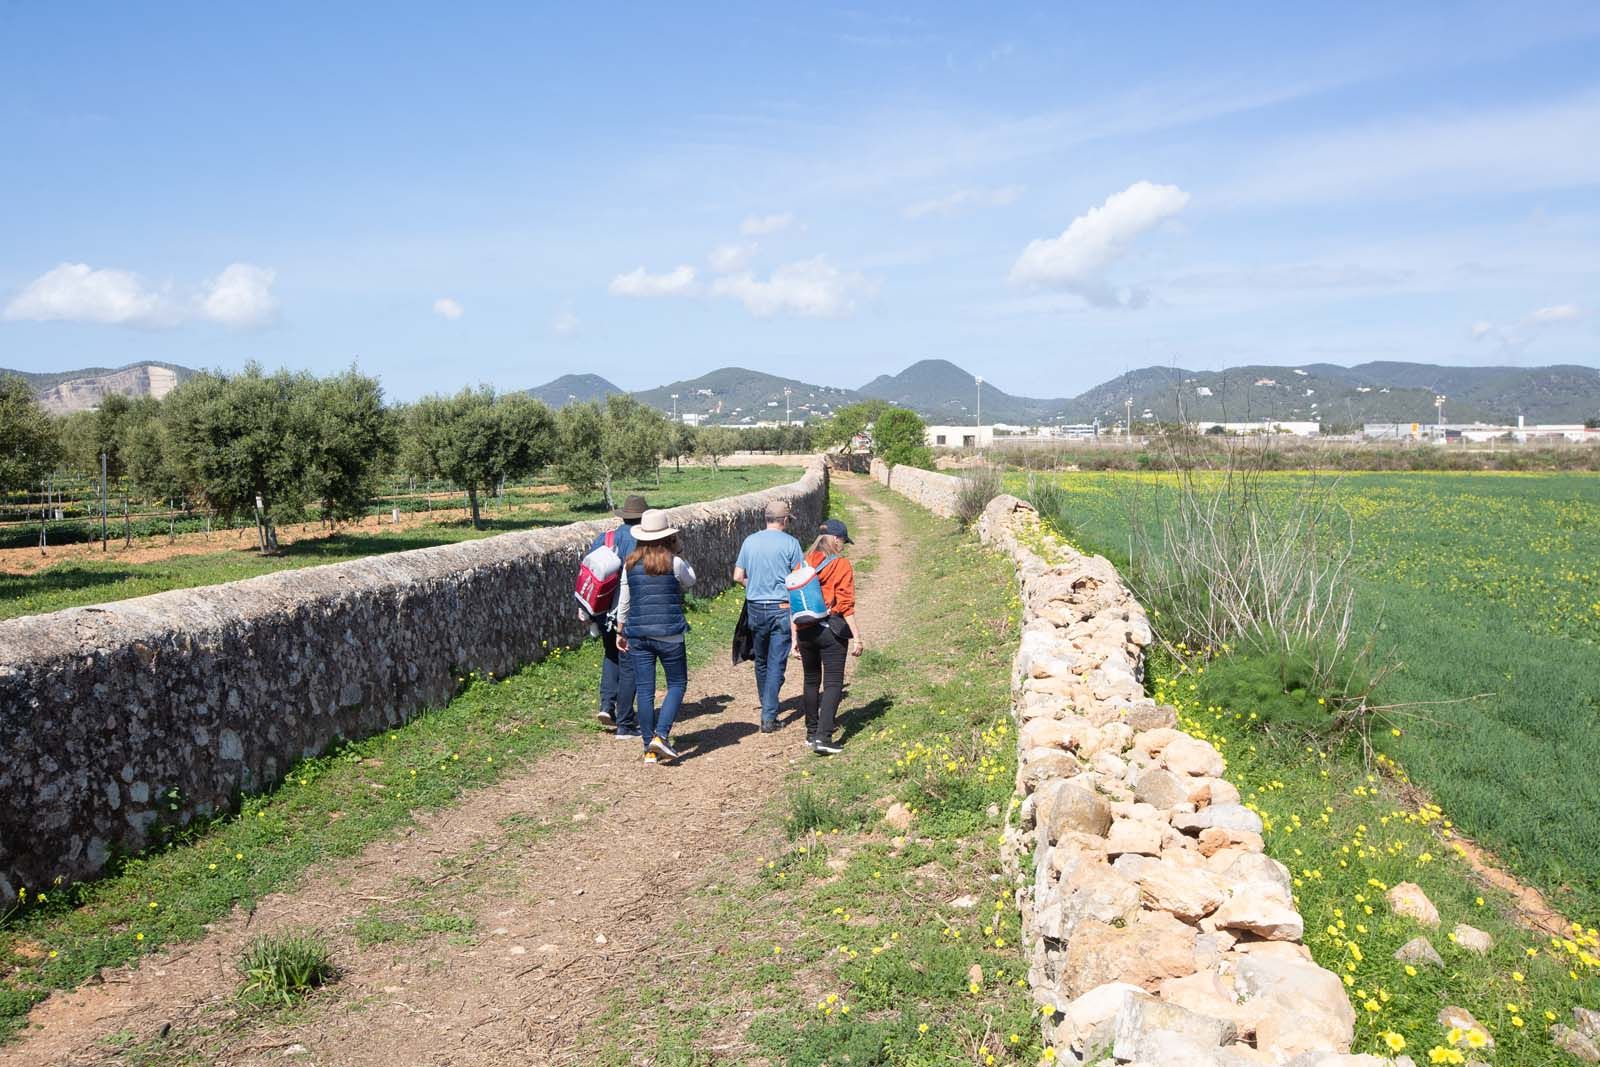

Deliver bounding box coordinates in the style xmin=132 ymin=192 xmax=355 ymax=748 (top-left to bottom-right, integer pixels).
xmin=606 ymin=529 xmax=616 ymax=550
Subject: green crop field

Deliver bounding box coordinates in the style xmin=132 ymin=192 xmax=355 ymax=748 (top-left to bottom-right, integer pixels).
xmin=1009 ymin=469 xmax=1600 ymax=920
xmin=0 ymin=466 xmax=799 ymax=622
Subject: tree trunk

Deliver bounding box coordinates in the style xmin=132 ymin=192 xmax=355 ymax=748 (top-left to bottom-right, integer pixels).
xmin=468 ymin=486 xmax=482 ymax=530
xmin=603 ymin=473 xmax=614 ymax=510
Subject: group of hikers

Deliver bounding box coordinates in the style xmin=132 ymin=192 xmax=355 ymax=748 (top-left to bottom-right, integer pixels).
xmin=579 ymin=495 xmax=861 ymax=765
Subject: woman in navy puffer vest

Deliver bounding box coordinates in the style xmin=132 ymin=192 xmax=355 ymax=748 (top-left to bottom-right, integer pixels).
xmin=615 ymin=509 xmax=698 ymax=764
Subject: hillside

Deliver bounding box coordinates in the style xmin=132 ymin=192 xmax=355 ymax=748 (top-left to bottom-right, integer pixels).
xmin=525 ymin=373 xmax=623 ymax=408
xmin=859 ymin=358 xmax=1071 ymax=425
xmin=632 ymin=367 xmax=859 ymax=424
xmin=1071 ymin=362 xmax=1600 ymax=425
xmin=2 ymin=361 xmax=195 ymax=415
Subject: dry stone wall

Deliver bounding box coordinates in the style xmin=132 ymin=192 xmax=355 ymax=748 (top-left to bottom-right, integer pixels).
xmin=0 ymin=462 xmax=828 ymax=900
xmin=869 ymin=458 xmax=962 ymax=518
xmin=868 ymin=468 xmax=1382 ymax=1066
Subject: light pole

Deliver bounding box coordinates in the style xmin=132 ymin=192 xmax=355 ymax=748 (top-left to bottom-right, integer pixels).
xmin=671 ymin=393 xmax=679 ymax=421
xmin=784 ymin=386 xmax=792 ymax=426
xmin=1434 ymin=394 xmax=1446 ymax=431
xmin=975 ymin=375 xmax=983 ymax=428
xmin=1125 ymin=397 xmax=1133 ymax=440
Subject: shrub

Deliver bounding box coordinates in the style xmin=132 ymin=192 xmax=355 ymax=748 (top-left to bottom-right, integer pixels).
xmin=237 ymin=933 xmax=338 ymax=1008
xmin=1024 ymin=473 xmax=1078 ymax=543
xmin=953 ymin=466 xmax=1002 ymax=526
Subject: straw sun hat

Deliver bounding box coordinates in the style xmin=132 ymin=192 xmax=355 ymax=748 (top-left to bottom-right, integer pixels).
xmin=632 ymin=509 xmax=678 ymax=542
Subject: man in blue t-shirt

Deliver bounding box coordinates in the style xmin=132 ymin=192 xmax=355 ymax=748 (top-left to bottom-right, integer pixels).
xmin=733 ymin=499 xmax=806 ymax=732
xmin=592 ymin=495 xmax=646 ymax=738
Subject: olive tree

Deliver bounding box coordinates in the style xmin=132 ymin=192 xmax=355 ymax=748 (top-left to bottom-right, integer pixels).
xmin=0 ymin=375 xmax=60 ymax=494
xmin=403 ymin=387 xmax=555 ymax=529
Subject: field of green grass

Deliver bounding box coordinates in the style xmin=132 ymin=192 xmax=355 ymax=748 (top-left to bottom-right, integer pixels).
xmin=0 ymin=466 xmax=799 ymax=622
xmin=1008 ymin=468 xmax=1600 ymax=1060
xmin=1010 ymin=469 xmax=1600 ymax=919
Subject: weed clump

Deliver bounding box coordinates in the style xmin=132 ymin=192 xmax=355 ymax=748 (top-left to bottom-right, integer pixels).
xmin=953 ymin=466 xmax=1003 ymax=527
xmin=236 ymin=932 xmax=337 ymax=1008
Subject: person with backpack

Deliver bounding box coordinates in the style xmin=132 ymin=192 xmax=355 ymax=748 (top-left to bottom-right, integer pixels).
xmin=732 ymin=500 xmax=805 ymax=733
xmin=584 ymin=495 xmax=647 ymax=738
xmin=615 ymin=509 xmax=697 ymax=764
xmin=788 ymin=518 xmax=861 ymax=756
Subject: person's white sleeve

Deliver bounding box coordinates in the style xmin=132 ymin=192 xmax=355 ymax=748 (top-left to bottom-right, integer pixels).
xmin=616 ymin=572 xmax=631 ymax=629
xmin=674 ymin=556 xmax=697 ymax=588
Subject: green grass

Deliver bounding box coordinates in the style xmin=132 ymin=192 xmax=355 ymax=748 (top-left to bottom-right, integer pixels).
xmin=0 ymin=579 xmax=745 ymax=1042
xmin=1158 ymin=648 xmax=1600 ymax=1063
xmin=0 ymin=466 xmax=798 ymax=620
xmin=1008 ymin=469 xmax=1600 ymax=922
xmin=236 ymin=933 xmax=338 ymax=1008
xmin=1008 ymin=470 xmax=1600 ymax=1061
xmin=583 ymin=482 xmax=1047 ymax=1066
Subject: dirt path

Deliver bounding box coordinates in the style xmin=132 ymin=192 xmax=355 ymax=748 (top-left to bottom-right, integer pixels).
xmin=4 ymin=475 xmax=906 ymax=1067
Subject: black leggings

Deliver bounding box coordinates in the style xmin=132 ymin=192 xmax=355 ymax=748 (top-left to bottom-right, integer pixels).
xmin=798 ymin=625 xmax=848 ymax=741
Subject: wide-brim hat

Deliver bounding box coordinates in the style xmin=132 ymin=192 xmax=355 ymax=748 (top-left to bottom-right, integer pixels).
xmin=614 ymin=495 xmax=649 ymax=520
xmin=633 ymin=508 xmax=678 ymax=542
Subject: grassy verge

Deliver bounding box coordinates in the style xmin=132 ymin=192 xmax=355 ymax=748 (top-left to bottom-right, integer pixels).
xmin=1156 ymin=648 xmax=1600 ymax=1063
xmin=0 ymin=585 xmax=746 ymax=1043
xmin=584 ymin=482 xmax=1047 ymax=1067
xmin=0 ymin=466 xmax=799 ymax=620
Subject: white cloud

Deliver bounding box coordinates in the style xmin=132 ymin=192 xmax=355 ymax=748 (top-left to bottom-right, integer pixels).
xmin=1008 ymin=181 xmax=1190 ymax=307
xmin=710 ymin=256 xmax=872 ymax=318
xmin=5 ymin=260 xmax=278 ymax=328
xmin=198 ymin=263 xmax=278 ymax=327
xmin=609 ymin=265 xmax=698 ymax=297
xmin=1470 ymin=320 xmax=1494 ymax=338
xmin=903 ymin=184 xmax=1024 ymax=219
xmin=432 ymin=296 xmax=464 ymax=320
xmin=1532 ymin=303 xmax=1581 ymax=323
xmin=551 ymin=307 xmax=580 ymax=336
xmin=3 ymin=262 xmax=172 ymax=326
xmin=740 ymin=212 xmax=794 ymax=236
xmin=708 ymin=242 xmax=757 ymax=272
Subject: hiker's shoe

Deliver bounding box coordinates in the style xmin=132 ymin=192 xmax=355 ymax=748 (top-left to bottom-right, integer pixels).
xmin=813 ymin=740 xmax=842 ymax=756
xmin=615 ymin=729 xmax=642 ymax=740
xmin=804 ymin=737 xmax=818 ymax=750
xmin=643 ymin=750 xmax=659 ymax=764
xmin=596 ymin=709 xmax=616 ymax=728
xmin=760 ymin=721 xmax=779 ymax=734
xmin=648 ymin=736 xmax=680 ymax=763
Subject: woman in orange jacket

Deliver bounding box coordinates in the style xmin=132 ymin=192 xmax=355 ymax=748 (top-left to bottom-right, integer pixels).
xmin=789 ymin=518 xmax=862 ymax=755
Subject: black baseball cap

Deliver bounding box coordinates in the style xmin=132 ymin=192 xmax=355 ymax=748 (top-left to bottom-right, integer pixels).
xmin=819 ymin=518 xmax=854 ymax=544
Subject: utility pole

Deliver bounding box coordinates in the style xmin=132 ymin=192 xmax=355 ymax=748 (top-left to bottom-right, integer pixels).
xmin=99 ymin=452 xmax=108 ymax=552
xmin=671 ymin=393 xmax=679 ymax=422
xmin=1125 ymin=397 xmax=1133 ymax=441
xmin=784 ymin=386 xmax=792 ymax=425
xmin=975 ymin=375 xmax=983 ymax=428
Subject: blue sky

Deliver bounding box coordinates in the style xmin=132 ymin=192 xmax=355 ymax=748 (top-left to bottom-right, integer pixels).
xmin=2 ymin=2 xmax=1597 ymax=401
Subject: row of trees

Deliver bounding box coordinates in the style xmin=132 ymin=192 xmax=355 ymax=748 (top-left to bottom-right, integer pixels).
xmin=1 ymin=368 xmax=847 ymax=549
xmin=811 ymin=400 xmax=933 ymax=469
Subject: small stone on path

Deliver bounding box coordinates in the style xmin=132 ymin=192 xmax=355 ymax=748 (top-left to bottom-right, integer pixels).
xmin=1451 ymin=923 xmax=1493 ymax=954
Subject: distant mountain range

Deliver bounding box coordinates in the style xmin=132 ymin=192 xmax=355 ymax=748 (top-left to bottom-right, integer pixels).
xmin=12 ymin=357 xmax=1600 ymax=425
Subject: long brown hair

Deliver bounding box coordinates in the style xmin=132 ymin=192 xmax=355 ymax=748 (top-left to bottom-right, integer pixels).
xmin=625 ymin=534 xmax=680 ymax=575
xmin=809 ymin=533 xmax=844 ymax=556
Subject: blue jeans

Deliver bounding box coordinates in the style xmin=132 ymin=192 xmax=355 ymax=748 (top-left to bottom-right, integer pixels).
xmin=628 ymin=636 xmax=688 ymax=746
xmin=747 ymin=600 xmax=792 ymax=726
xmin=599 ymin=623 xmax=638 ymax=732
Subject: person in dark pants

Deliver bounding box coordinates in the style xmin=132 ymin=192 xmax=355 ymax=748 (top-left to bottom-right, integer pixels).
xmin=592 ymin=495 xmax=646 ymax=738
xmin=790 ymin=518 xmax=862 ymax=756
xmin=615 ymin=509 xmax=698 ymax=764
xmin=733 ymin=500 xmax=804 ymax=732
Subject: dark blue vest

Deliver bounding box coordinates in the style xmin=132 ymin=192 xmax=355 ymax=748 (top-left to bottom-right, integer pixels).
xmin=624 ymin=565 xmax=688 ymax=639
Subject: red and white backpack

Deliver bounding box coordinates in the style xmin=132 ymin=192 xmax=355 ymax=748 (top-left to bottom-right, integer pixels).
xmin=574 ymin=530 xmax=623 ymax=618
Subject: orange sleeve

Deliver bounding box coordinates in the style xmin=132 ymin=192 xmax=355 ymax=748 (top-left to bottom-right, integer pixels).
xmin=822 ymin=557 xmax=856 ymax=618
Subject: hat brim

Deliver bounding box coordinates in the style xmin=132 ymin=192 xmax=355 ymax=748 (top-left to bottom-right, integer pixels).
xmin=633 ymin=526 xmax=678 ymax=542
xmin=613 ymin=507 xmax=646 ymax=519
